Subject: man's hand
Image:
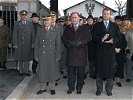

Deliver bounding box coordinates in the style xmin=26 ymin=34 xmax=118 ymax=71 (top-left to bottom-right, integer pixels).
xmin=115 ymin=48 xmax=121 ymax=53
xmin=104 ymin=38 xmax=113 ymax=44
xmin=32 ymin=44 xmax=35 ymax=48
xmin=13 ymin=45 xmax=18 ymax=49
xmin=75 ymin=41 xmax=82 ymax=47
xmin=35 ymin=57 xmax=39 ymax=62
xmin=102 ymin=34 xmax=109 ymax=41
xmin=55 ymin=58 xmax=60 ymax=62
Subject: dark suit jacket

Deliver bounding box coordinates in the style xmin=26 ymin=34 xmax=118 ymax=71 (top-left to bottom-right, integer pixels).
xmin=62 ymin=24 xmax=91 ymax=67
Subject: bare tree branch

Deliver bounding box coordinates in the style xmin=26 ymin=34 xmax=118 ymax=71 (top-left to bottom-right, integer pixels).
xmin=115 ymin=0 xmax=127 ymax=16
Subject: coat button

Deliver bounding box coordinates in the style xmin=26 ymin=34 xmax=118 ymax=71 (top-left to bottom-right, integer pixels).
xmin=43 ymin=40 xmax=45 ymax=41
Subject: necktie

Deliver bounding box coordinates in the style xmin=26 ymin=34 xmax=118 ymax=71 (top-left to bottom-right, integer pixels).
xmin=74 ymin=25 xmax=78 ymax=31
xmin=22 ymin=21 xmax=26 ymax=24
xmin=105 ymin=22 xmax=108 ymax=28
xmin=46 ymin=27 xmax=49 ymax=31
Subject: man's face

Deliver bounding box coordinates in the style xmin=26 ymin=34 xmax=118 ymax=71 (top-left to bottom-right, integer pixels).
xmin=102 ymin=10 xmax=111 ymax=21
xmin=20 ymin=14 xmax=28 ymax=21
xmin=32 ymin=17 xmax=39 ymax=23
xmin=44 ymin=19 xmax=52 ymax=27
xmin=51 ymin=15 xmax=57 ymax=23
xmin=87 ymin=18 xmax=93 ymax=25
xmin=58 ymin=21 xmax=65 ymax=26
xmin=71 ymin=13 xmax=80 ymax=25
xmin=0 ymin=19 xmax=4 ymax=26
xmin=122 ymin=20 xmax=130 ymax=26
xmin=115 ymin=19 xmax=122 ymax=25
xmin=66 ymin=20 xmax=71 ymax=25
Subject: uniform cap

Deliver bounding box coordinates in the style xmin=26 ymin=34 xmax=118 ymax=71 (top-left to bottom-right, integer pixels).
xmin=42 ymin=14 xmax=52 ymax=21
xmin=20 ymin=10 xmax=28 ymax=15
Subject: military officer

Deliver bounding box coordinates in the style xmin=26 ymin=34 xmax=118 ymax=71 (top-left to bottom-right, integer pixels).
xmin=12 ymin=10 xmax=35 ymax=76
xmin=34 ymin=14 xmax=61 ymax=95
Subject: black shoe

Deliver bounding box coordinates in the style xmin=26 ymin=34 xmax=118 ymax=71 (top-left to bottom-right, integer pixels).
xmin=50 ymin=90 xmax=56 ymax=95
xmin=33 ymin=70 xmax=37 ymax=74
xmin=3 ymin=67 xmax=7 ymax=70
xmin=96 ymin=91 xmax=101 ymax=96
xmin=84 ymin=74 xmax=87 ymax=79
xmin=46 ymin=82 xmax=49 ymax=86
xmin=126 ymin=79 xmax=130 ymax=82
xmin=19 ymin=73 xmax=23 ymax=76
xmin=116 ymin=82 xmax=122 ymax=87
xmin=106 ymin=91 xmax=112 ymax=96
xmin=2 ymin=62 xmax=7 ymax=69
xmin=67 ymin=90 xmax=73 ymax=94
xmin=90 ymin=75 xmax=96 ymax=79
xmin=63 ymin=76 xmax=67 ymax=79
xmin=0 ymin=63 xmax=2 ymax=68
xmin=37 ymin=90 xmax=46 ymax=95
xmin=24 ymin=73 xmax=31 ymax=76
xmin=113 ymin=77 xmax=115 ymax=81
xmin=55 ymin=82 xmax=58 ymax=86
xmin=83 ymin=81 xmax=85 ymax=85
xmin=77 ymin=91 xmax=81 ymax=94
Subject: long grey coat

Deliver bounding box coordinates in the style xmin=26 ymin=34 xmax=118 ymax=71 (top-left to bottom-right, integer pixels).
xmin=12 ymin=21 xmax=35 ymax=61
xmin=34 ymin=26 xmax=61 ymax=83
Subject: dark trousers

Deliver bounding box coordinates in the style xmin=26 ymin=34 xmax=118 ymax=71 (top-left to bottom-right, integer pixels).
xmin=32 ymin=59 xmax=38 ymax=72
xmin=67 ymin=66 xmax=85 ymax=91
xmin=96 ymin=77 xmax=113 ymax=92
xmin=115 ymin=53 xmax=125 ymax=78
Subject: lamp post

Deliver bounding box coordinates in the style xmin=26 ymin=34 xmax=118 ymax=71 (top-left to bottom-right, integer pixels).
xmin=127 ymin=0 xmax=133 ymax=19
xmin=50 ymin=0 xmax=58 ymax=14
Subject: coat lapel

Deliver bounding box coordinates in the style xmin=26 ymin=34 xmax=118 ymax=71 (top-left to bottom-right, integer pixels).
xmin=108 ymin=21 xmax=112 ymax=33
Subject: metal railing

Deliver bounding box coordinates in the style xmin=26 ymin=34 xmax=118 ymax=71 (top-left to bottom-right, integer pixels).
xmin=0 ymin=2 xmax=17 ymax=61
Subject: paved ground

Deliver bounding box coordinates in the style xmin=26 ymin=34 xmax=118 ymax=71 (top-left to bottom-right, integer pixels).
xmin=0 ymin=69 xmax=25 ymax=100
xmin=0 ymin=62 xmax=25 ymax=100
xmin=23 ymin=75 xmax=133 ymax=100
xmin=1 ymin=61 xmax=133 ymax=100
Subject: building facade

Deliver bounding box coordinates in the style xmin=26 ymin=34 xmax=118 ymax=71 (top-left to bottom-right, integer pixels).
xmin=64 ymin=0 xmax=117 ymax=18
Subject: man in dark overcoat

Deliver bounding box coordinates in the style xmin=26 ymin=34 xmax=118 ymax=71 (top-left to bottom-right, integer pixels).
xmin=0 ymin=16 xmax=10 ymax=69
xmin=92 ymin=8 xmax=121 ymax=96
xmin=30 ymin=13 xmax=41 ymax=74
xmin=12 ymin=10 xmax=35 ymax=76
xmin=86 ymin=15 xmax=96 ymax=79
xmin=62 ymin=12 xmax=91 ymax=94
xmin=114 ymin=16 xmax=127 ymax=87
